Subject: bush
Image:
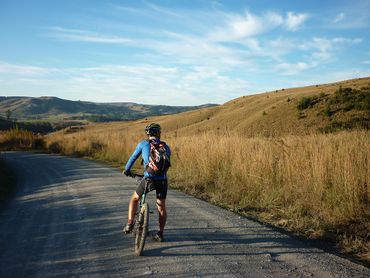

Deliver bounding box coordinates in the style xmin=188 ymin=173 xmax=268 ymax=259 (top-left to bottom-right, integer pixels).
xmin=89 ymin=141 xmax=105 ymax=156
xmin=0 ymin=128 xmax=45 ymax=150
xmin=319 ymin=118 xmax=370 ymax=133
xmin=297 ymin=96 xmax=317 ymax=110
xmin=48 ymin=142 xmax=62 ymax=153
xmin=323 ymin=105 xmax=332 ymax=117
xmin=330 ymin=86 xmax=370 ymax=112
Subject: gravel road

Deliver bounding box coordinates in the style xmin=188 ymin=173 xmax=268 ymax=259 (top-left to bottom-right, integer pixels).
xmin=0 ymin=152 xmax=369 ymax=277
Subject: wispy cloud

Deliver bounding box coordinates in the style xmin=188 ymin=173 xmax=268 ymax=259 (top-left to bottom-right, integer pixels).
xmin=276 ymin=62 xmax=312 ymax=75
xmin=209 ymin=11 xmax=308 ymax=41
xmin=284 ymin=12 xmax=309 ymax=31
xmin=40 ymin=4 xmax=366 ymax=90
xmin=0 ymin=62 xmax=249 ymax=105
xmin=47 ymin=27 xmax=132 ymax=44
xmin=2 ymin=2 xmax=367 ymax=105
xmin=326 ymin=1 xmax=370 ymax=29
xmin=0 ymin=61 xmax=55 ymax=75
xmin=146 ymin=2 xmax=183 ymax=18
xmin=274 ymin=37 xmax=363 ymax=75
xmin=333 ymin=12 xmax=345 ymax=24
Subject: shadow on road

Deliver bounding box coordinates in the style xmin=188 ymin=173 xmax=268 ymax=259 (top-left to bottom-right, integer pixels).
xmin=1 ymin=153 xmax=367 ymax=278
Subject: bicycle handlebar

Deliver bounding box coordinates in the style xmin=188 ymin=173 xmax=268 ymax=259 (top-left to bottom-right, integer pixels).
xmin=124 ymin=171 xmax=144 ymax=178
xmin=131 ymin=173 xmax=144 ymax=178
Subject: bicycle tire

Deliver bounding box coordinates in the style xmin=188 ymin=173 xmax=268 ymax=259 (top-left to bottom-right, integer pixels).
xmin=135 ymin=203 xmax=149 ymax=256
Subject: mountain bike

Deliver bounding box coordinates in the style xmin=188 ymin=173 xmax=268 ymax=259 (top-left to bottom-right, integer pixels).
xmin=128 ymin=173 xmax=149 ymax=256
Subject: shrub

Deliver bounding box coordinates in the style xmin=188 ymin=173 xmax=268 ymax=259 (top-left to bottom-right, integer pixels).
xmin=297 ymin=96 xmax=316 ymax=110
xmin=0 ymin=128 xmax=44 ymax=150
xmin=319 ymin=118 xmax=370 ymax=133
xmin=323 ymin=105 xmax=332 ymax=117
xmin=89 ymin=141 xmax=105 ymax=156
xmin=48 ymin=141 xmax=62 ymax=153
xmin=330 ymin=86 xmax=370 ymax=112
xmin=32 ymin=138 xmax=45 ymax=149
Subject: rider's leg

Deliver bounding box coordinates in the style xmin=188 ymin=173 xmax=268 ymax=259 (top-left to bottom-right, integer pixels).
xmin=123 ymin=191 xmax=140 ymax=233
xmin=156 ymin=198 xmax=167 ymax=235
xmin=128 ymin=192 xmax=140 ymax=222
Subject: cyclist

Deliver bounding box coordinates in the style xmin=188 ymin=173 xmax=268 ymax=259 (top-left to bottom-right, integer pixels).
xmin=123 ymin=123 xmax=171 ymax=242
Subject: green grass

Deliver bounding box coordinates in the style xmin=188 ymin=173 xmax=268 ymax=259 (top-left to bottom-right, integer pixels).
xmin=296 ymin=85 xmax=370 ymax=133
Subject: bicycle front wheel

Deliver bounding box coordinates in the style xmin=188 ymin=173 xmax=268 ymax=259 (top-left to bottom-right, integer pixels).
xmin=135 ymin=203 xmax=149 ymax=256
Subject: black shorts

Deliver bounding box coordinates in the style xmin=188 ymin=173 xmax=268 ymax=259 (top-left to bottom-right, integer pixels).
xmin=136 ymin=178 xmax=168 ymax=199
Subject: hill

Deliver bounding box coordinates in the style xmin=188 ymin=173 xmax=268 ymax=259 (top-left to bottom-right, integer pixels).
xmin=63 ymin=76 xmax=369 ymax=138
xmin=0 ymin=96 xmax=217 ymax=122
xmin=159 ymin=76 xmax=370 ymax=137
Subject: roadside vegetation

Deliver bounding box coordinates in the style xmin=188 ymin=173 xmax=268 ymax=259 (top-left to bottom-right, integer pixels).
xmin=43 ymin=128 xmax=370 ymax=261
xmin=0 ymin=128 xmax=45 ymax=151
xmin=0 ymin=77 xmax=369 ymax=262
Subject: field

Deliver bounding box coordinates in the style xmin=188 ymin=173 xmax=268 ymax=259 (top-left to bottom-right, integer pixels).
xmin=1 ymin=77 xmax=369 ymax=261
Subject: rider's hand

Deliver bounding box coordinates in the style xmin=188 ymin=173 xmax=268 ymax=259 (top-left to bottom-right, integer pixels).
xmin=123 ymin=170 xmax=132 ymax=177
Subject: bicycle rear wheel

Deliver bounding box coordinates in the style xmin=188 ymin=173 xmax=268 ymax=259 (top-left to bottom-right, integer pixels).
xmin=135 ymin=203 xmax=149 ymax=256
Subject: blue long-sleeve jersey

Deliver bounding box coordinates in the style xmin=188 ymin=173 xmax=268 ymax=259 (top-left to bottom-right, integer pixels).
xmin=125 ymin=139 xmax=171 ymax=180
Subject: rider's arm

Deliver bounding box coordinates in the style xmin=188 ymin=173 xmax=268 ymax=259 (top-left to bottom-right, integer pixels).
xmin=124 ymin=141 xmax=144 ymax=171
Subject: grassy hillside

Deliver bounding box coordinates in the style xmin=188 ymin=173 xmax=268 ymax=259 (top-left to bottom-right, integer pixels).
xmin=41 ymin=76 xmax=370 ymax=139
xmin=2 ymin=76 xmax=369 ymax=261
xmin=157 ymin=77 xmax=370 ymax=137
xmin=0 ymin=96 xmax=216 ymax=122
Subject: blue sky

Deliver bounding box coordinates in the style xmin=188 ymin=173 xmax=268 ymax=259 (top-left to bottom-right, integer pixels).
xmin=0 ymin=0 xmax=369 ymax=105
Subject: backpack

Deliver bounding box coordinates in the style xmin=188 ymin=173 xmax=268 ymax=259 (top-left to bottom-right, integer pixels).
xmin=146 ymin=140 xmax=171 ymax=176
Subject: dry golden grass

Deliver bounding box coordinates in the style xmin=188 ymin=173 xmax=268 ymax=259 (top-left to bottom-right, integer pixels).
xmin=5 ymin=76 xmax=370 ymax=260
xmin=170 ymin=133 xmax=369 ymax=233
xmin=0 ymin=128 xmax=44 ymax=150
xmin=157 ymin=76 xmax=370 ymax=137
xmin=45 ymin=125 xmax=370 ymax=259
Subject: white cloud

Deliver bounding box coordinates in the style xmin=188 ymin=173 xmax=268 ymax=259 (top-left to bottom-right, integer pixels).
xmin=0 ymin=61 xmax=55 ymax=75
xmin=284 ymin=12 xmax=309 ymax=31
xmin=210 ymin=11 xmax=267 ymax=40
xmin=272 ymin=36 xmax=363 ymax=75
xmin=332 ymin=37 xmax=363 ymax=44
xmin=4 ymin=4 xmax=366 ymax=104
xmin=276 ymin=62 xmax=312 ymax=75
xmin=0 ymin=62 xmax=250 ymax=105
xmin=210 ymin=10 xmax=308 ymax=41
xmin=333 ymin=12 xmax=345 ymax=23
xmin=48 ymin=27 xmax=132 ymax=44
xmin=326 ymin=1 xmax=370 ymax=29
xmin=146 ymin=3 xmax=182 ymax=18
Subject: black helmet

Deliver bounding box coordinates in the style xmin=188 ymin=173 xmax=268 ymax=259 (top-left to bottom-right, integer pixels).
xmin=145 ymin=123 xmax=161 ymax=136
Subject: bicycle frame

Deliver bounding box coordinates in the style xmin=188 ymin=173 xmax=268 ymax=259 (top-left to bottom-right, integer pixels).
xmin=133 ymin=177 xmax=150 ymax=255
xmin=138 ymin=181 xmax=149 ymax=209
xmin=126 ymin=172 xmax=151 ymax=255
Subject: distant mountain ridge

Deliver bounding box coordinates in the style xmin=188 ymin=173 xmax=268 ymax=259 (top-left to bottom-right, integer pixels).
xmin=0 ymin=96 xmax=217 ymax=122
